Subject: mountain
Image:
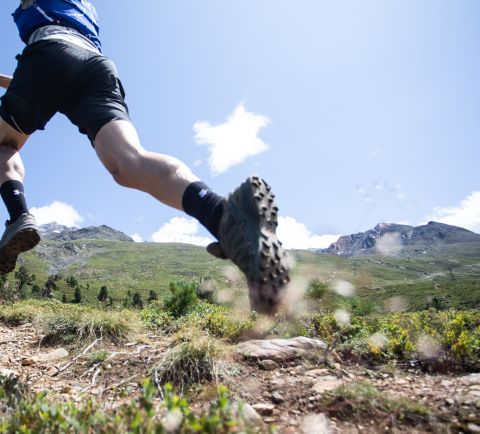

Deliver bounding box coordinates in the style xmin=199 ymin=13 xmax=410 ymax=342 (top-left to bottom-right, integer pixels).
xmin=39 ymin=224 xmax=134 ymax=243
xmin=12 ymin=222 xmax=480 ymax=310
xmin=325 ymin=221 xmax=480 ymax=257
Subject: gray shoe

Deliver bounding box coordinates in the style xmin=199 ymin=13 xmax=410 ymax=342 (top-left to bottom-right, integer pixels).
xmin=0 ymin=213 xmax=40 ymax=274
xmin=207 ymin=176 xmax=290 ymax=314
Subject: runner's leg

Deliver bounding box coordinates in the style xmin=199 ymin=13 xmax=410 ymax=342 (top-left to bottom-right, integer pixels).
xmin=94 ymin=119 xmax=200 ymax=210
xmin=0 ymin=117 xmax=28 ymax=184
xmin=94 ymin=119 xmax=225 ymax=239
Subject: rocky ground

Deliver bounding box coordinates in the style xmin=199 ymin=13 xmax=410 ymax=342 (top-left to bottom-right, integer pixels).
xmin=1 ymin=324 xmax=479 ymax=433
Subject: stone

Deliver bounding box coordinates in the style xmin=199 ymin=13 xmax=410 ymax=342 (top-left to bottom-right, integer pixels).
xmin=460 ymin=374 xmax=480 ymax=386
xmin=467 ymin=423 xmax=480 ymax=433
xmin=21 ymin=357 xmax=38 ymax=366
xmin=236 ymin=337 xmax=327 ymax=362
xmin=252 ymin=403 xmax=275 ymax=416
xmin=61 ymin=386 xmax=72 ymax=394
xmin=271 ymin=391 xmax=285 ymax=403
xmin=301 ymin=413 xmax=332 ymax=434
xmin=306 ymin=368 xmax=329 ymax=377
xmin=0 ymin=368 xmax=19 ymax=379
xmin=440 ymin=379 xmax=453 ymax=388
xmin=259 ymin=359 xmax=280 ymax=371
xmin=233 ymin=402 xmax=265 ymax=429
xmin=312 ymin=376 xmax=343 ymax=393
xmin=270 ymin=378 xmax=286 ymax=387
xmin=37 ymin=348 xmax=69 ymax=362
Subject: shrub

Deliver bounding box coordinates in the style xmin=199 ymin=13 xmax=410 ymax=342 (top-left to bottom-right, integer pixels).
xmin=0 ymin=376 xmax=246 ymax=433
xmin=181 ymin=302 xmax=254 ymax=342
xmin=305 ymin=279 xmax=328 ymax=299
xmin=141 ymin=300 xmax=176 ymax=332
xmin=142 ymin=300 xmax=254 ymax=342
xmin=163 ymin=281 xmax=198 ymax=318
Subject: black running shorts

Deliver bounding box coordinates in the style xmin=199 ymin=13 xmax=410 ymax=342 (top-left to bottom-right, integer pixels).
xmin=0 ymin=40 xmax=130 ymax=144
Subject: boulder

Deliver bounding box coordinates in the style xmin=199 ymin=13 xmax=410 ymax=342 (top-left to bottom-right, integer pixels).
xmin=236 ymin=337 xmax=326 ymax=362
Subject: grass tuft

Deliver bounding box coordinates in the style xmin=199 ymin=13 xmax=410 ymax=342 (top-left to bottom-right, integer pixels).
xmin=152 ymin=327 xmax=228 ymax=390
xmin=321 ymin=382 xmax=431 ymax=426
xmin=0 ymin=300 xmax=141 ymax=345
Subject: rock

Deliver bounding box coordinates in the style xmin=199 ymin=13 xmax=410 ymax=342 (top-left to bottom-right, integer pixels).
xmin=236 ymin=337 xmax=327 ymax=362
xmin=233 ymin=402 xmax=265 ymax=429
xmin=61 ymin=386 xmax=72 ymax=394
xmin=260 ymin=359 xmax=280 ymax=371
xmin=301 ymin=413 xmax=332 ymax=434
xmin=37 ymin=348 xmax=69 ymax=362
xmin=270 ymin=378 xmax=286 ymax=387
xmin=460 ymin=374 xmax=480 ymax=386
xmin=21 ymin=357 xmax=38 ymax=366
xmin=252 ymin=403 xmax=275 ymax=416
xmin=467 ymin=423 xmax=480 ymax=433
xmin=306 ymin=368 xmax=329 ymax=377
xmin=440 ymin=379 xmax=453 ymax=387
xmin=272 ymin=391 xmax=285 ymax=403
xmin=445 ymin=398 xmax=455 ymax=406
xmin=311 ymin=376 xmax=343 ymax=393
xmin=0 ymin=368 xmax=19 ymax=379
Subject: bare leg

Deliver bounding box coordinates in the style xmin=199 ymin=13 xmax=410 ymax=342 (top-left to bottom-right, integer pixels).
xmin=94 ymin=120 xmax=199 ymax=210
xmin=0 ymin=117 xmax=28 ymax=184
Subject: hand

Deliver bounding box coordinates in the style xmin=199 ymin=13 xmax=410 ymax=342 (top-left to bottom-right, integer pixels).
xmin=0 ymin=74 xmax=12 ymax=89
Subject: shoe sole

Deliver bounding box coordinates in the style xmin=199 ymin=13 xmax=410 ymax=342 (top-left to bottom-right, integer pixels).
xmin=0 ymin=228 xmax=40 ymax=274
xmin=231 ymin=176 xmax=291 ymax=313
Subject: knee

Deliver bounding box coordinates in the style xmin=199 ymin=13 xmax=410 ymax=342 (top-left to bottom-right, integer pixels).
xmin=109 ymin=149 xmax=145 ymax=188
xmin=0 ymin=142 xmax=25 ymax=178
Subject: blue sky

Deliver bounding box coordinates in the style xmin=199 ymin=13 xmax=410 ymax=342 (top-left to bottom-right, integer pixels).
xmin=1 ymin=0 xmax=479 ymax=248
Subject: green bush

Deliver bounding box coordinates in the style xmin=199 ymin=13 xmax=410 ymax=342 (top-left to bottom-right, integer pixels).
xmin=0 ymin=376 xmax=249 ymax=433
xmin=163 ymin=281 xmax=199 ymax=318
xmin=141 ymin=300 xmax=176 ymax=332
xmin=142 ymin=300 xmax=254 ymax=343
xmin=306 ymin=309 xmax=480 ymax=369
xmin=305 ymin=279 xmax=328 ymax=299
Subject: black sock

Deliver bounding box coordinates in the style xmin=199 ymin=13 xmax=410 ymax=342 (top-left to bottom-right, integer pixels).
xmin=0 ymin=180 xmax=29 ymax=223
xmin=182 ymin=181 xmax=224 ymax=240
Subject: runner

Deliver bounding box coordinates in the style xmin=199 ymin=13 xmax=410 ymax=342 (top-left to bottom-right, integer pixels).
xmin=0 ymin=0 xmax=290 ymax=313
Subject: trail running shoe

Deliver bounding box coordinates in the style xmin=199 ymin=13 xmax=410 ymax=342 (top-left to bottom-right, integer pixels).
xmin=207 ymin=176 xmax=290 ymax=314
xmin=0 ymin=213 xmax=40 ymax=274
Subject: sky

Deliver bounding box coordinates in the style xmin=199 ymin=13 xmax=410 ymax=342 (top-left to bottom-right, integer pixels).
xmin=0 ymin=0 xmax=479 ymax=249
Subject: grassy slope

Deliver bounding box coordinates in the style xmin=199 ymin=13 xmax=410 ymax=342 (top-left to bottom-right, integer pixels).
xmin=14 ymin=239 xmax=480 ymax=310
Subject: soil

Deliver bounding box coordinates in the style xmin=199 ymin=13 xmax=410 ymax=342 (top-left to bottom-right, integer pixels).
xmin=1 ymin=324 xmax=479 ymax=433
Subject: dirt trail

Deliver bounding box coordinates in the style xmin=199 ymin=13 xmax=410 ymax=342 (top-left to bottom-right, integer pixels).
xmin=1 ymin=324 xmax=479 ymax=433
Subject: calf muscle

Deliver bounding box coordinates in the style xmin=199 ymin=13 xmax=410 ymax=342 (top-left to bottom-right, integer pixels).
xmin=94 ymin=120 xmax=199 ymax=210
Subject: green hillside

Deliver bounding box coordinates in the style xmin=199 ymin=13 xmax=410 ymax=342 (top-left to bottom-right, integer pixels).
xmin=7 ymin=238 xmax=480 ymax=311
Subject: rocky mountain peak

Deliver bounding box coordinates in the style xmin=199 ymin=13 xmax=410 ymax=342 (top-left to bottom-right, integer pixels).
xmin=39 ymin=224 xmax=133 ymax=242
xmin=326 ymin=221 xmax=480 ymax=257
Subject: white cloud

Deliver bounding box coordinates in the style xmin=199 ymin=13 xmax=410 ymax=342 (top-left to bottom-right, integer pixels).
xmin=30 ymin=201 xmax=83 ymax=227
xmin=150 ymin=217 xmax=213 ymax=246
xmin=426 ymin=191 xmax=480 ymax=233
xmin=277 ymin=216 xmax=340 ymax=249
xmin=131 ymin=233 xmax=143 ymax=243
xmin=193 ymin=103 xmax=270 ymax=175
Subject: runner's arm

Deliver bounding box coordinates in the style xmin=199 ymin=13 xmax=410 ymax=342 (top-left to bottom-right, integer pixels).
xmin=0 ymin=74 xmax=12 ymax=89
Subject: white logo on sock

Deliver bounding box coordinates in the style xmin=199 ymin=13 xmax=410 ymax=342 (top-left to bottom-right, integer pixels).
xmin=13 ymin=189 xmax=23 ymax=196
xmin=199 ymin=189 xmax=208 ymax=198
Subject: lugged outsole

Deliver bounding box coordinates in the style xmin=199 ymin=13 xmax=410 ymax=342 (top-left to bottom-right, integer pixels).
xmin=0 ymin=229 xmax=40 ymax=274
xmin=244 ymin=176 xmax=291 ymax=313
